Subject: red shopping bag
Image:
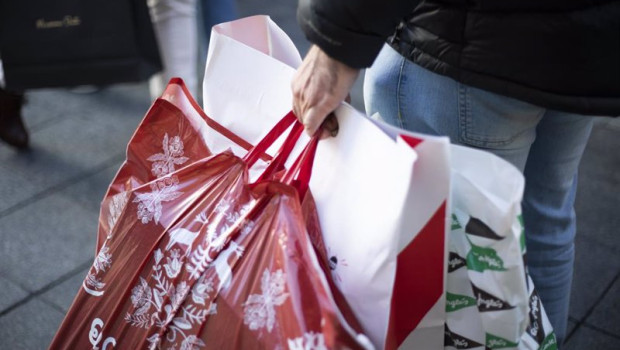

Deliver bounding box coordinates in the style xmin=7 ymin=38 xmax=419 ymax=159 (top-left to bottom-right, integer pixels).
xmin=49 ymin=93 xmax=371 ymax=349
xmin=157 ymin=78 xmax=367 ymax=338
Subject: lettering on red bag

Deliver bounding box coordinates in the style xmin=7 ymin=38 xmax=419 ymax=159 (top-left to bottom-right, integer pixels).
xmin=287 ymin=332 xmax=327 ymax=350
xmin=89 ymin=318 xmax=117 ymax=350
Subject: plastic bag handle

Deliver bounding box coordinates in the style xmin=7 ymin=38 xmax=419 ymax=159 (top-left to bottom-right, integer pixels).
xmin=242 ymin=111 xmax=297 ymax=168
xmin=254 ymin=121 xmax=304 ymax=183
xmin=282 ymin=131 xmax=320 ymax=198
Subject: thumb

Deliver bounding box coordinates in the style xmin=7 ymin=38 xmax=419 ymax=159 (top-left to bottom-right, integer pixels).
xmin=302 ymin=106 xmax=331 ymax=136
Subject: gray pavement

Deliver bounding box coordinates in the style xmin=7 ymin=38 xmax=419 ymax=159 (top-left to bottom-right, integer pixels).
xmin=1 ymin=0 xmax=619 ymax=349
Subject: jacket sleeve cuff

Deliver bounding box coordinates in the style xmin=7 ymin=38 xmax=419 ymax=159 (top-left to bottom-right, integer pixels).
xmin=297 ymin=2 xmax=386 ymax=69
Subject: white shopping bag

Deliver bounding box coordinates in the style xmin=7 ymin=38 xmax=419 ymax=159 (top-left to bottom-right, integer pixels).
xmin=448 ymin=145 xmax=557 ymax=350
xmin=372 ymin=117 xmax=555 ymax=349
xmin=202 ymin=15 xmax=449 ymax=350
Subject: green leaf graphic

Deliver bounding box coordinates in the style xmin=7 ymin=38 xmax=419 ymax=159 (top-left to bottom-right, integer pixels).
xmin=451 ymin=213 xmax=462 ymax=230
xmin=446 ymin=292 xmax=477 ymax=312
xmin=466 ymin=243 xmax=507 ymax=272
xmin=540 ymin=333 xmax=558 ymax=350
xmin=486 ymin=333 xmax=519 ymax=349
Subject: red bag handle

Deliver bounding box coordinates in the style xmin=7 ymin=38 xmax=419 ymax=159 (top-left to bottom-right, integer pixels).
xmin=242 ymin=111 xmax=297 ymax=168
xmin=238 ymin=110 xmax=320 ymax=198
xmin=282 ymin=131 xmax=320 ymax=198
xmin=254 ymin=121 xmax=304 ymax=183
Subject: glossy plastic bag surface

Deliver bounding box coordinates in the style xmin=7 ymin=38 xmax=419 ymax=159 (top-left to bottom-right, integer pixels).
xmin=49 ymin=81 xmax=372 ymax=350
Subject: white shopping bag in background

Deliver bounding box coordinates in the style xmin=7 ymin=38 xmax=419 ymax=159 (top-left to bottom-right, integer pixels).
xmin=202 ymin=15 xmax=449 ymax=350
xmin=447 ymin=144 xmax=529 ymax=349
xmin=372 ymin=115 xmax=550 ymax=349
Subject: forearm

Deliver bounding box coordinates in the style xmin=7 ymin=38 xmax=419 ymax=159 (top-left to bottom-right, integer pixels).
xmin=297 ymin=0 xmax=421 ymax=68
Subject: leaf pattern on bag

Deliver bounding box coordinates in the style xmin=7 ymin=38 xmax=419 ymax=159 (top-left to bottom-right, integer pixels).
xmin=134 ymin=133 xmax=190 ymax=226
xmin=107 ymin=192 xmax=129 ymax=236
xmin=185 ymin=200 xmax=252 ymax=283
xmin=180 ymin=335 xmax=206 ymax=350
xmin=134 ymin=176 xmax=183 ymax=225
xmin=147 ymin=133 xmax=190 ymax=177
xmin=190 ymin=274 xmax=215 ymax=305
xmin=84 ymin=273 xmax=105 ymax=290
xmin=124 ymin=246 xmax=216 ymax=349
xmin=243 ymin=268 xmax=289 ymax=332
xmin=164 ymin=249 xmax=183 ymax=278
xmin=93 ymin=245 xmax=112 ymax=274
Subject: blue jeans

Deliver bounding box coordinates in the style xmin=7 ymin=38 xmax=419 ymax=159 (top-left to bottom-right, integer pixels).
xmin=199 ymin=0 xmax=237 ymax=37
xmin=364 ymin=45 xmax=595 ymax=347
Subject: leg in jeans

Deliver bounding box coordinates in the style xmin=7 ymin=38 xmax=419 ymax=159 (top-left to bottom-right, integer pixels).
xmin=200 ymin=0 xmax=237 ymax=36
xmin=364 ymin=44 xmax=594 ymax=347
xmin=364 ymin=45 xmax=543 ymax=170
xmin=148 ymin=0 xmax=198 ymax=98
xmin=521 ymin=111 xmax=593 ymax=345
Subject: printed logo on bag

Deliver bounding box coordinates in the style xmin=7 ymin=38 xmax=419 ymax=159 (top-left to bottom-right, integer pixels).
xmin=36 ymin=16 xmax=81 ymax=29
xmin=471 ymin=283 xmax=515 ymax=312
xmin=465 ymin=217 xmax=503 ymax=240
xmin=446 ymin=292 xmax=477 ymax=312
xmin=466 ymin=243 xmax=507 ymax=272
xmin=485 ymin=333 xmax=519 ymax=349
xmin=451 ymin=214 xmax=462 ymax=230
xmin=89 ymin=318 xmax=117 ymax=350
xmin=448 ymin=252 xmax=467 ymax=273
xmin=327 ymin=247 xmax=348 ymax=284
xmin=444 ymin=324 xmax=484 ymax=349
xmin=527 ymin=291 xmax=546 ymax=344
xmin=288 ymin=332 xmax=327 ymax=350
xmin=540 ymin=333 xmax=558 ymax=350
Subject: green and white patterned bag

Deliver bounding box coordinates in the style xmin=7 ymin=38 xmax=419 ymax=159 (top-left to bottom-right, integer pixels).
xmin=445 ymin=145 xmax=557 ymax=350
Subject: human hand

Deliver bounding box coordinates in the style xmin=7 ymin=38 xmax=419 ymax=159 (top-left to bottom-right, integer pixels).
xmin=292 ymin=45 xmax=360 ymax=137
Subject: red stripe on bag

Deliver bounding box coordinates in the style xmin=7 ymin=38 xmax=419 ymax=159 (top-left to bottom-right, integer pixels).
xmin=400 ymin=135 xmax=424 ymax=149
xmin=385 ymin=202 xmax=446 ymax=349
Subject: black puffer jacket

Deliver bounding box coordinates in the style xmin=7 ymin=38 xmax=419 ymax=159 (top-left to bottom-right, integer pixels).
xmin=298 ymin=0 xmax=620 ymax=116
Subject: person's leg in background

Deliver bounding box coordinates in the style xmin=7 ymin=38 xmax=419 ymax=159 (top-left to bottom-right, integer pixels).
xmin=0 ymin=59 xmax=28 ymax=149
xmin=147 ymin=0 xmax=198 ymax=99
xmin=365 ymin=44 xmax=594 ymax=347
xmin=200 ymin=0 xmax=237 ymax=36
xmin=195 ymin=0 xmax=237 ymax=105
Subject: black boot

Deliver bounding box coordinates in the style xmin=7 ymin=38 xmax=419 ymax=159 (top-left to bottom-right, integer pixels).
xmin=0 ymin=87 xmax=28 ymax=149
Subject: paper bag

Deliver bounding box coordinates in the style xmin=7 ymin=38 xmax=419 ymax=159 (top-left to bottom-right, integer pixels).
xmin=201 ymin=16 xmax=449 ymax=349
xmin=372 ymin=119 xmax=557 ymax=350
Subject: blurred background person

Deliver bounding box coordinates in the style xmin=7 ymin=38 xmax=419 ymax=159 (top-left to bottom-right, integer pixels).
xmin=0 ymin=64 xmax=27 ymax=148
xmin=147 ymin=0 xmax=199 ymax=99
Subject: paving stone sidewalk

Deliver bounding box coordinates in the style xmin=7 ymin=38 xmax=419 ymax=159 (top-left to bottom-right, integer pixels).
xmin=1 ymin=0 xmax=619 ymax=349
